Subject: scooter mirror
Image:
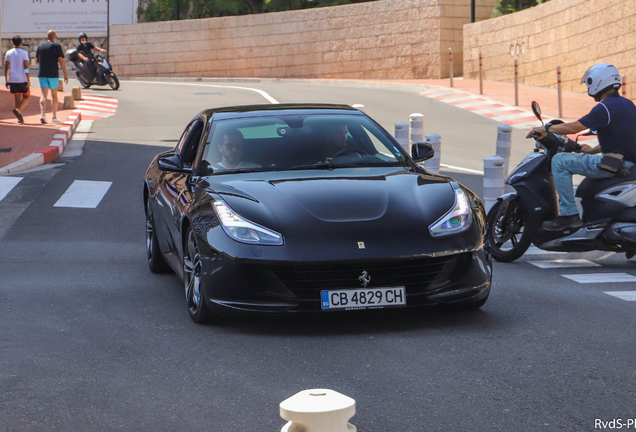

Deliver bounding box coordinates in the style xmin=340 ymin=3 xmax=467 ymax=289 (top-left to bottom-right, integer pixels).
xmin=531 ymin=101 xmax=543 ymax=125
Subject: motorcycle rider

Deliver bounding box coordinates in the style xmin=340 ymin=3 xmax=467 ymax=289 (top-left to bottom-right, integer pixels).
xmin=528 ymin=63 xmax=636 ymax=231
xmin=76 ymin=32 xmax=107 ymax=83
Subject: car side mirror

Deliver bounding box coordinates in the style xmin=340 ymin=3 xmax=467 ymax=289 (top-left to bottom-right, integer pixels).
xmin=411 ymin=142 xmax=434 ymax=162
xmin=157 ymin=153 xmax=193 ymax=174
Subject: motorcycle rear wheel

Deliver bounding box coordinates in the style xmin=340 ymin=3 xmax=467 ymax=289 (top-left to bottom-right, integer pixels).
xmin=486 ymin=199 xmax=531 ymax=262
xmin=106 ymin=73 xmax=120 ymax=90
xmin=77 ymin=74 xmax=91 ymax=89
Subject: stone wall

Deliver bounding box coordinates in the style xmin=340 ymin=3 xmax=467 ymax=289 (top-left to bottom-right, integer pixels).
xmin=463 ymin=0 xmax=636 ymax=100
xmin=2 ymin=37 xmax=109 ymax=72
xmin=110 ymin=0 xmax=496 ymax=79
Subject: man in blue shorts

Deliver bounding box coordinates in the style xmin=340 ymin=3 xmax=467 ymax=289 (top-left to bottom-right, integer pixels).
xmin=36 ymin=30 xmax=68 ymax=124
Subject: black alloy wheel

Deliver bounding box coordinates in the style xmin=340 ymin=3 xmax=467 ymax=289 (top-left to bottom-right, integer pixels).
xmin=146 ymin=199 xmax=171 ymax=273
xmin=485 ymin=199 xmax=531 ymax=262
xmin=184 ymin=227 xmax=213 ymax=324
xmin=106 ymin=73 xmax=120 ymax=90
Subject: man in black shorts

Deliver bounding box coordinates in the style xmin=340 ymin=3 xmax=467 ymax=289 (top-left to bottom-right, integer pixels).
xmin=4 ymin=35 xmax=31 ymax=124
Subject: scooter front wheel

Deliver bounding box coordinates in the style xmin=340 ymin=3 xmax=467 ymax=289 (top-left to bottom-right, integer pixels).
xmin=485 ymin=199 xmax=531 ymax=262
xmin=106 ymin=73 xmax=120 ymax=90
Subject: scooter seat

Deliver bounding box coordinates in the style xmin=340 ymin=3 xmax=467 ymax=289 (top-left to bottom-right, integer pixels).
xmin=576 ymin=168 xmax=636 ymax=198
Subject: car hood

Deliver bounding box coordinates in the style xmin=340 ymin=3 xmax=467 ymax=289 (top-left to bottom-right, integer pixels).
xmin=206 ymin=168 xmax=456 ymax=239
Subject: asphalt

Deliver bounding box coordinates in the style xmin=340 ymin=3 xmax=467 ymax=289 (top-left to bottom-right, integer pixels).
xmin=0 ymin=76 xmax=597 ymax=174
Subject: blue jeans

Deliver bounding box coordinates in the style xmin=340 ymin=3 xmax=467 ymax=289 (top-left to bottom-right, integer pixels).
xmin=552 ymin=153 xmax=635 ymax=216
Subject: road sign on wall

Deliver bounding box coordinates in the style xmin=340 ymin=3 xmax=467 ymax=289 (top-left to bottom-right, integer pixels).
xmin=1 ymin=0 xmax=137 ymax=38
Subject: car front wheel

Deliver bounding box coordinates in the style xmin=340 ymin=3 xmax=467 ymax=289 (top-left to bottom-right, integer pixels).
xmin=184 ymin=226 xmax=213 ymax=324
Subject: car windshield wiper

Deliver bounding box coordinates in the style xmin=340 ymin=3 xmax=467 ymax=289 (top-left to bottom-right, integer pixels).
xmin=285 ymin=163 xmax=336 ymax=171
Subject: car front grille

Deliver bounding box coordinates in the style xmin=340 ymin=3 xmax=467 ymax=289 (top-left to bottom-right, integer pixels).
xmin=246 ymin=253 xmax=471 ymax=301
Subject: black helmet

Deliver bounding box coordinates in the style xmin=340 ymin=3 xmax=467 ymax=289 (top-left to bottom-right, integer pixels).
xmin=78 ymin=33 xmax=88 ymax=42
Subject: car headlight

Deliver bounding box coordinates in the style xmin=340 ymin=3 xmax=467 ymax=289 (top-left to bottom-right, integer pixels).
xmin=429 ymin=187 xmax=473 ymax=237
xmin=213 ymin=200 xmax=283 ymax=245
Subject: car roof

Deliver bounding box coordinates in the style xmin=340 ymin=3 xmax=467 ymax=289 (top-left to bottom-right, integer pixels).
xmin=202 ymin=103 xmax=362 ymax=121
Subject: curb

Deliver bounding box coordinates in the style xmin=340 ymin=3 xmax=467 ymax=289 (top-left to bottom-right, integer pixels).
xmin=0 ymin=110 xmax=82 ymax=175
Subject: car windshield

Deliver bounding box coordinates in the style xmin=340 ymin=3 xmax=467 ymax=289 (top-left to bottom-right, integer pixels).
xmin=200 ymin=114 xmax=412 ymax=174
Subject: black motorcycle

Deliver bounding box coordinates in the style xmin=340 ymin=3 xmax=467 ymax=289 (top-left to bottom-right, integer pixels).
xmin=485 ymin=101 xmax=636 ymax=262
xmin=66 ymin=49 xmax=119 ymax=90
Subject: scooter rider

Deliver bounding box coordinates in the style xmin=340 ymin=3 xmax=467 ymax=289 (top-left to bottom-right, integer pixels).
xmin=76 ymin=33 xmax=107 ymax=83
xmin=528 ymin=63 xmax=636 ymax=231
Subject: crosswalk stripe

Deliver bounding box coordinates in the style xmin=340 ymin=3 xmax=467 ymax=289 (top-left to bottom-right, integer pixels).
xmin=0 ymin=176 xmax=23 ymax=202
xmin=54 ymin=180 xmax=112 ymax=208
xmin=563 ymin=273 xmax=636 ymax=284
xmin=528 ymin=259 xmax=601 ymax=269
xmin=524 ymin=246 xmax=567 ymax=255
xmin=605 ymin=291 xmax=636 ymax=301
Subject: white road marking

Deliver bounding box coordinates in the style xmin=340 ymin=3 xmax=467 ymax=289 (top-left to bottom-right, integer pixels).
xmin=439 ymin=164 xmax=484 ymax=174
xmin=54 ymin=180 xmax=112 ymax=208
xmin=455 ymin=100 xmax=494 ymax=109
xmin=524 ymin=246 xmax=567 ymax=255
xmin=437 ymin=95 xmax=481 ymax=103
xmin=129 ymin=80 xmax=280 ymax=104
xmin=0 ymin=176 xmax=23 ymax=202
xmin=528 ymin=259 xmax=601 ymax=269
xmin=563 ymin=273 xmax=636 ymax=284
xmin=605 ymin=291 xmax=636 ymax=301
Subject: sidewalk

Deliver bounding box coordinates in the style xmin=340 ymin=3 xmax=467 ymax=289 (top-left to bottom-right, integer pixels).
xmin=0 ymin=85 xmax=74 ymax=169
xmin=371 ymin=78 xmax=596 ymax=123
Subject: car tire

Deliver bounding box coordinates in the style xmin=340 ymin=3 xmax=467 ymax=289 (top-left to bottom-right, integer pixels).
xmin=146 ymin=199 xmax=171 ymax=273
xmin=485 ymin=199 xmax=531 ymax=262
xmin=184 ymin=226 xmax=213 ymax=324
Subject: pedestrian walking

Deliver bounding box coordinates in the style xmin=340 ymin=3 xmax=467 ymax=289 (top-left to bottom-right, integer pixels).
xmin=35 ymin=30 xmax=68 ymax=124
xmin=4 ymin=35 xmax=31 ymax=124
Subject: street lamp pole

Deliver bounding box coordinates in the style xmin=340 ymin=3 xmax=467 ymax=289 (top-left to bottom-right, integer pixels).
xmin=471 ymin=0 xmax=475 ymax=23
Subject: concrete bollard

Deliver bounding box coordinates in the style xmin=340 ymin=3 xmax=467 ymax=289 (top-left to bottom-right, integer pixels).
xmin=394 ymin=122 xmax=409 ymax=154
xmin=72 ymin=86 xmax=82 ymax=101
xmin=483 ymin=155 xmax=505 ymax=213
xmin=496 ymin=124 xmax=512 ymax=177
xmin=58 ymin=79 xmax=64 ymax=92
xmin=423 ymin=133 xmax=441 ymax=174
xmin=409 ymin=113 xmax=424 ymax=147
xmin=63 ymin=94 xmax=74 ymax=110
xmin=280 ymin=389 xmax=356 ymax=432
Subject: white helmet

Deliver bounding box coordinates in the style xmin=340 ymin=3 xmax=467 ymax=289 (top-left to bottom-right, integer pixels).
xmin=581 ymin=63 xmax=621 ymax=97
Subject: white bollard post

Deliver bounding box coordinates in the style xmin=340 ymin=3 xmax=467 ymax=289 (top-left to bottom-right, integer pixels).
xmin=394 ymin=122 xmax=409 ymax=154
xmin=280 ymin=389 xmax=356 ymax=432
xmin=496 ymin=124 xmax=512 ymax=177
xmin=483 ymin=155 xmax=505 ymax=213
xmin=423 ymin=133 xmax=441 ymax=174
xmin=409 ymin=113 xmax=424 ymax=145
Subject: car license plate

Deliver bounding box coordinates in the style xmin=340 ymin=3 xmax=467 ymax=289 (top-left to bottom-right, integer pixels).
xmin=320 ymin=287 xmax=406 ymax=310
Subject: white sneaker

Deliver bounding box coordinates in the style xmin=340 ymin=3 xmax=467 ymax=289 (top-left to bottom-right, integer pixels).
xmin=40 ymin=115 xmax=47 ymax=124
xmin=52 ymin=117 xmax=61 ymax=123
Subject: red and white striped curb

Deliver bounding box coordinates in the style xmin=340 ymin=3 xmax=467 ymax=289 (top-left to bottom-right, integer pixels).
xmin=0 ymin=93 xmax=119 ymax=175
xmin=421 ymin=87 xmax=599 ymax=145
xmin=0 ymin=110 xmax=82 ymax=174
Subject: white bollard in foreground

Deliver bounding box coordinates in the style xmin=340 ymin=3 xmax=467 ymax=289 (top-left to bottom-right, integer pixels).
xmin=496 ymin=124 xmax=513 ymax=177
xmin=423 ymin=133 xmax=441 ymax=174
xmin=394 ymin=122 xmax=409 ymax=155
xmin=483 ymin=155 xmax=505 ymax=213
xmin=409 ymin=113 xmax=424 ymax=145
xmin=280 ymin=389 xmax=356 ymax=432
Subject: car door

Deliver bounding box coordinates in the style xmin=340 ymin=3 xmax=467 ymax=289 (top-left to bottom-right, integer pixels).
xmin=156 ymin=118 xmax=206 ymax=261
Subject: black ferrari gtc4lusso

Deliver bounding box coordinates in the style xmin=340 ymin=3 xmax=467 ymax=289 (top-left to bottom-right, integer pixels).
xmin=144 ymin=104 xmax=492 ymax=323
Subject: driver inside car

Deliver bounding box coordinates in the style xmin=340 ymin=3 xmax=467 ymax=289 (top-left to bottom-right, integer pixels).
xmin=322 ymin=123 xmax=350 ymax=162
xmin=211 ymin=129 xmax=261 ymax=171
